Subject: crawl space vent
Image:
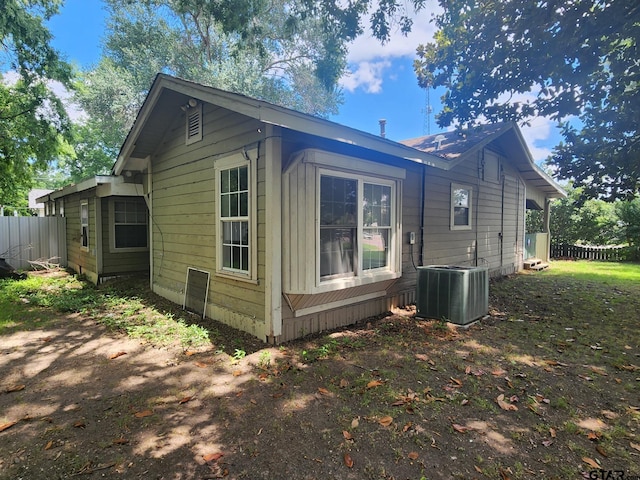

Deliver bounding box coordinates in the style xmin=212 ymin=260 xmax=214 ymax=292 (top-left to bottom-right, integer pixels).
xmin=183 ymin=267 xmax=210 ymax=318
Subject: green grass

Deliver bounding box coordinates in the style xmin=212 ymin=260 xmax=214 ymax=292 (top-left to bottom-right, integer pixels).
xmin=542 ymin=259 xmax=640 ymax=285
xmin=0 ymin=271 xmax=210 ymax=348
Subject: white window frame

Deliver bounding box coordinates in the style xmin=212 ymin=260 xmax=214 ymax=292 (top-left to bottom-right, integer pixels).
xmin=80 ymin=200 xmax=89 ymax=251
xmin=316 ymin=167 xmax=401 ymax=292
xmin=450 ymin=183 xmax=473 ymax=230
xmin=109 ymin=197 xmax=148 ymax=253
xmin=185 ymin=102 xmax=203 ymax=145
xmin=214 ymin=152 xmax=257 ymax=282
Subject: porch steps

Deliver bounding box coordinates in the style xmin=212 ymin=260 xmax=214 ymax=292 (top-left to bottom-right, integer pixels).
xmin=524 ymin=258 xmax=549 ymax=271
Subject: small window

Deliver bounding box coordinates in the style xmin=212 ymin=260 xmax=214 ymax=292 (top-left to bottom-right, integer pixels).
xmin=185 ymin=102 xmax=203 ymax=145
xmin=451 ymin=184 xmax=472 ymax=230
xmin=80 ymin=201 xmax=89 ymax=250
xmin=111 ymin=198 xmax=147 ymax=250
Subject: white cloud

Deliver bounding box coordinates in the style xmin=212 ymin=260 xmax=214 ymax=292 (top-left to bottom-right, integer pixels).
xmin=2 ymin=71 xmax=86 ymax=123
xmin=339 ymin=60 xmax=391 ymax=93
xmin=341 ymin=2 xmax=441 ymax=92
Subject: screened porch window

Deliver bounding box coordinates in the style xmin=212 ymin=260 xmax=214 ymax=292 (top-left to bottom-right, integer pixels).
xmin=80 ymin=201 xmax=89 ymax=250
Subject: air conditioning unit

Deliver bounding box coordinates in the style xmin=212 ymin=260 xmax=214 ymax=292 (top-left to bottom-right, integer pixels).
xmin=416 ymin=265 xmax=488 ymax=325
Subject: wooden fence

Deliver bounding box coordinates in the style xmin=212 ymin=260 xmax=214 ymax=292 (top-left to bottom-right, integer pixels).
xmin=551 ymin=243 xmax=638 ymax=261
xmin=0 ymin=216 xmax=67 ymax=270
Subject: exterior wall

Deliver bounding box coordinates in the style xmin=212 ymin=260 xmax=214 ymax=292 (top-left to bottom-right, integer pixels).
xmin=100 ymin=197 xmax=150 ymax=277
xmin=64 ymin=191 xmax=99 ymax=283
xmin=149 ymin=103 xmax=268 ymax=339
xmin=421 ymin=149 xmax=525 ymax=277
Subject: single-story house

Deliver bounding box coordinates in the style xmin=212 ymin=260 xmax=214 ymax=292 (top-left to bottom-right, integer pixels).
xmin=37 ymin=175 xmax=149 ymax=284
xmin=107 ymin=73 xmax=564 ymax=343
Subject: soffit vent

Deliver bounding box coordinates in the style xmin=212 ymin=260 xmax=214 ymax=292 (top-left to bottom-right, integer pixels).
xmin=183 ymin=267 xmax=210 ymax=318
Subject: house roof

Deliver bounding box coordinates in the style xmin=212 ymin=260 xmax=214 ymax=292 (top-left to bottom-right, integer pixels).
xmin=114 ymin=74 xmax=449 ymax=175
xmin=35 ymin=175 xmax=143 ymax=203
xmin=401 ymin=123 xmax=566 ymax=198
xmin=114 ymin=73 xmax=565 ymax=199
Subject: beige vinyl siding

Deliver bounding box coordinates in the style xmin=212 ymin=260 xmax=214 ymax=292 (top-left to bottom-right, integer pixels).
xmin=100 ymin=198 xmax=150 ymax=276
xmin=149 ymin=103 xmax=267 ymax=338
xmin=64 ymin=192 xmax=99 ymax=283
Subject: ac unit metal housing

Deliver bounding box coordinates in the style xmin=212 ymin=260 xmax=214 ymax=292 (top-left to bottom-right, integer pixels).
xmin=415 ymin=265 xmax=489 ymax=325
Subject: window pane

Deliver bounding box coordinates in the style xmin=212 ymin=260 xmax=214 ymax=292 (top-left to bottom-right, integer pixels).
xmin=454 ymin=207 xmax=469 ymax=226
xmin=221 ymin=170 xmax=230 ymax=193
xmin=239 ymin=192 xmax=248 ymax=216
xmin=320 ymin=176 xmax=357 ymax=226
xmin=320 ymin=227 xmax=355 ymax=278
xmin=221 ymin=194 xmax=230 ymax=218
xmin=363 ymin=228 xmax=389 ymax=270
xmin=229 ymin=168 xmax=239 ymax=191
xmin=115 ymin=225 xmax=147 ymax=248
xmin=239 ymin=166 xmax=248 ymax=190
xmin=454 ymin=188 xmax=469 ymax=207
xmin=223 ymin=245 xmax=231 ymax=268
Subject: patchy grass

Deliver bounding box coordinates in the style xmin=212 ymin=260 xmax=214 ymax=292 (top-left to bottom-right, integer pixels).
xmin=0 ymin=261 xmax=639 ymax=480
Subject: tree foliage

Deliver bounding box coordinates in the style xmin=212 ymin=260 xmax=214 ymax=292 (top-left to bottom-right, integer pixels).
xmin=414 ymin=0 xmax=640 ymax=200
xmin=77 ymin=0 xmax=427 ymax=151
xmin=0 ymin=0 xmax=73 ymax=212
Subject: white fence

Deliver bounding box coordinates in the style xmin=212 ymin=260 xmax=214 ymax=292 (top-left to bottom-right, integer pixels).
xmin=0 ymin=217 xmax=67 ymax=271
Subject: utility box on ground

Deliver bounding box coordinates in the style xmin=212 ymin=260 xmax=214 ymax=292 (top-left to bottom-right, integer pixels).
xmin=415 ymin=265 xmax=489 ymax=325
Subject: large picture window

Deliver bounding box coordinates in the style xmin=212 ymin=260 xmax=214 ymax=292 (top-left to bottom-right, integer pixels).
xmin=111 ymin=198 xmax=147 ymax=250
xmin=451 ymin=183 xmax=472 ymax=230
xmin=319 ymin=172 xmax=396 ymax=283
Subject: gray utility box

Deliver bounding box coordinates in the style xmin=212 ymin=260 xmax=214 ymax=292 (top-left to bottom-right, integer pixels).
xmin=415 ymin=265 xmax=489 ymax=325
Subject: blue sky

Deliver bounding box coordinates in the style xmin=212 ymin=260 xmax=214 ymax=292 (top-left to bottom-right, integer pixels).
xmin=43 ymin=0 xmax=562 ymax=162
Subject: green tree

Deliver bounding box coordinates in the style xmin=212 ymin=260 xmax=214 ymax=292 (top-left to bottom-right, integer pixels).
xmin=414 ymin=0 xmax=639 ymax=200
xmin=0 ymin=0 xmax=74 ymax=212
xmin=615 ymin=198 xmax=640 ymax=252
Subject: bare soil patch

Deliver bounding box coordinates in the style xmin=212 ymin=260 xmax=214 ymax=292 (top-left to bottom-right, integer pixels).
xmin=1 ymin=266 xmax=639 ymax=479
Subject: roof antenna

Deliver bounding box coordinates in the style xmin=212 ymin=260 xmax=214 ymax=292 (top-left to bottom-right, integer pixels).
xmin=379 ymin=119 xmax=386 ymax=138
xmin=434 ymin=134 xmax=446 ymax=150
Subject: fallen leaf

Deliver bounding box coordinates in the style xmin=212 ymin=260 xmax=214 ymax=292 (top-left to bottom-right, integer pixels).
xmin=178 ymin=396 xmax=193 ymax=404
xmin=589 ymin=366 xmax=607 ymax=376
xmin=44 ymin=440 xmax=54 ymax=450
xmin=342 ymin=430 xmax=353 ymax=441
xmin=465 ymin=365 xmax=472 ymax=375
xmin=461 ymin=399 xmax=469 ymax=406
xmin=474 ymin=465 xmax=484 ymax=474
xmin=596 ymin=445 xmax=608 ymax=457
xmin=452 ymin=423 xmax=468 ymax=433
xmin=578 ymin=374 xmax=593 ymax=381
xmin=344 ymin=453 xmax=354 ymax=468
xmin=408 ymin=451 xmax=419 ymax=460
xmin=73 ymin=421 xmax=86 ymax=428
xmin=542 ymin=439 xmax=554 ymax=447
xmin=317 ymin=387 xmax=331 ymax=396
xmin=194 ymin=362 xmax=208 ymax=368
xmin=402 ymin=422 xmax=412 ymax=432
xmin=549 ymin=427 xmax=557 ymax=438
xmin=232 ymin=370 xmax=242 ymax=377
xmin=185 ymin=350 xmax=196 ymax=356
xmin=378 ymin=416 xmax=393 ymax=427
xmin=109 ymin=351 xmax=127 ymax=360
xmin=450 ymin=377 xmax=463 ymax=386
xmin=601 ymin=410 xmax=618 ymax=420
xmin=339 ymin=378 xmax=349 ymax=388
xmin=582 ymin=457 xmax=600 ymax=469
xmin=491 ymin=368 xmax=507 ymax=376
xmin=499 ymin=467 xmax=512 ymax=480
xmin=587 ymin=431 xmax=601 ymax=441
xmin=631 ymin=442 xmax=640 ymax=453
xmin=351 ymin=417 xmax=359 ymax=429
xmin=367 ymin=380 xmax=384 ymax=389
xmin=203 ymin=452 xmax=224 ymax=463
xmin=415 ymin=354 xmax=429 ymax=362
xmin=5 ymin=384 xmax=25 ymax=393
xmin=496 ymin=394 xmax=518 ymax=411
xmin=134 ymin=410 xmax=153 ymax=418
xmin=112 ymin=438 xmax=129 ymax=445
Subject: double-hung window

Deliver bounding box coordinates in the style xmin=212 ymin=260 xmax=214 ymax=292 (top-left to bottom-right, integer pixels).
xmin=451 ymin=183 xmax=472 ymax=230
xmin=319 ymin=171 xmax=397 ymax=283
xmin=111 ymin=198 xmax=148 ymax=250
xmin=80 ymin=201 xmax=89 ymax=250
xmin=216 ymin=151 xmax=256 ymax=280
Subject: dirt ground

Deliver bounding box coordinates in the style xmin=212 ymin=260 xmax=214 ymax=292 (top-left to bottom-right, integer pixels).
xmin=1 ymin=268 xmax=639 ymax=480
